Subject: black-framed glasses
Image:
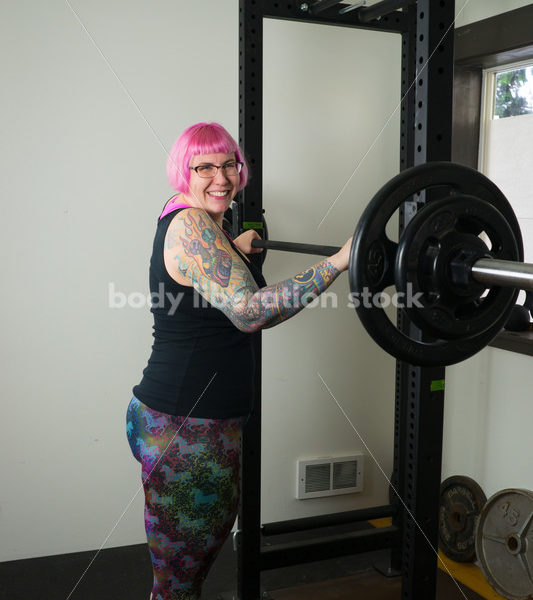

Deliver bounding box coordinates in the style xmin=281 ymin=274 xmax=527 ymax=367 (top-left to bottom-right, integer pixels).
xmin=189 ymin=161 xmax=243 ymax=178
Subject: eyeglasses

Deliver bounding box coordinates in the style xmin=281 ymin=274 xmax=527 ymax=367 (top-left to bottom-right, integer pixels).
xmin=189 ymin=161 xmax=243 ymax=178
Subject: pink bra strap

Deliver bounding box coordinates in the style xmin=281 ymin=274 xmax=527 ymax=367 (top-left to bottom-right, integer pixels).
xmin=159 ymin=200 xmax=192 ymax=220
xmin=159 ymin=200 xmax=234 ymax=243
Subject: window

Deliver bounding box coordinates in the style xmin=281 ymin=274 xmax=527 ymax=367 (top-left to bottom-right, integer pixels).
xmin=488 ymin=64 xmax=533 ymax=120
xmin=479 ymin=60 xmax=533 ymax=272
xmin=453 ymin=5 xmax=533 ymax=353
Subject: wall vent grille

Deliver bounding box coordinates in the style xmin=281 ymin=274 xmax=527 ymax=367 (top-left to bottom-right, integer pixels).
xmin=297 ymin=455 xmax=364 ymax=499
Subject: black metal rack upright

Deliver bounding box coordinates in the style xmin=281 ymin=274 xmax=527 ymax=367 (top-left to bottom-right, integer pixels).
xmin=235 ymin=2 xmax=455 ymax=599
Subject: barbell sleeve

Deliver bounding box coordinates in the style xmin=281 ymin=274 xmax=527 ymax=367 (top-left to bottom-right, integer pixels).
xmin=251 ymin=239 xmax=341 ymax=257
xmin=251 ymin=239 xmax=533 ymax=293
xmin=471 ymin=258 xmax=533 ymax=293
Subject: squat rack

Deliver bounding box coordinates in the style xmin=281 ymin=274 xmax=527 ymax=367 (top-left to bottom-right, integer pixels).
xmin=232 ymin=1 xmax=455 ymax=599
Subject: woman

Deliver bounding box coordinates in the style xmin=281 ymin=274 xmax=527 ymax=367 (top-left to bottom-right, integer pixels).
xmin=127 ymin=122 xmax=352 ymax=600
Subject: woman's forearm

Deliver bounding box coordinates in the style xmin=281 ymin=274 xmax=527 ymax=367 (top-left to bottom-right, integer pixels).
xmin=241 ymin=258 xmax=341 ymax=331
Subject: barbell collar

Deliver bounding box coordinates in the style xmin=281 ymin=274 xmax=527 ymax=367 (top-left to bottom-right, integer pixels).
xmin=471 ymin=258 xmax=533 ymax=292
xmin=251 ymin=239 xmax=340 ymax=257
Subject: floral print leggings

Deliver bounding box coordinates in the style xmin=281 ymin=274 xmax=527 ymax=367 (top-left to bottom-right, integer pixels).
xmin=126 ymin=396 xmax=245 ymax=600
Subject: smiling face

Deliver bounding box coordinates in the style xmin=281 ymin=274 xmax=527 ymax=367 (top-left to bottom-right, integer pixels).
xmin=185 ymin=152 xmax=240 ymax=224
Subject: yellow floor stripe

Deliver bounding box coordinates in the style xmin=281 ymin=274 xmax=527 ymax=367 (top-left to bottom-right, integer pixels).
xmin=369 ymin=517 xmax=393 ymax=529
xmin=437 ymin=551 xmax=507 ymax=600
xmin=368 ymin=517 xmax=507 ymax=600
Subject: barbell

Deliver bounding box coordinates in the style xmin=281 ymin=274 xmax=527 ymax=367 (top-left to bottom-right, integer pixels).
xmin=250 ymin=162 xmax=533 ymax=367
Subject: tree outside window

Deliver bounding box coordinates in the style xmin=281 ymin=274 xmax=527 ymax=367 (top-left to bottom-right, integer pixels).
xmin=494 ymin=66 xmax=533 ymax=119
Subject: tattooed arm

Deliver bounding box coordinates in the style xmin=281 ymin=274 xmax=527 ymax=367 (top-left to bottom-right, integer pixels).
xmin=164 ymin=207 xmax=350 ymax=333
xmin=251 ymin=259 xmax=342 ymax=330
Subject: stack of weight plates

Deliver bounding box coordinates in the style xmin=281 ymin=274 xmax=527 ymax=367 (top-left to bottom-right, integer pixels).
xmin=439 ymin=478 xmax=533 ymax=599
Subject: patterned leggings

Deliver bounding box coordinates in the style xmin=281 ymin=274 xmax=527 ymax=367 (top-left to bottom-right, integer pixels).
xmin=126 ymin=396 xmax=245 ymax=600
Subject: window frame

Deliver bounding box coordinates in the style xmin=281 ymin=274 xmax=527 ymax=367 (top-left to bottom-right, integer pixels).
xmin=479 ymin=59 xmax=533 ymax=174
xmin=452 ymin=5 xmax=533 ymax=357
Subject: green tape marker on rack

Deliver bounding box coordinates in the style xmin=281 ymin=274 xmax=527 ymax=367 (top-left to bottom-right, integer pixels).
xmin=430 ymin=379 xmax=445 ymax=392
xmin=243 ymin=221 xmax=263 ymax=230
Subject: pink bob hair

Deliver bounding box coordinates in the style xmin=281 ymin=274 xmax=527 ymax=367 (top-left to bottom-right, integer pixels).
xmin=166 ymin=122 xmax=249 ymax=193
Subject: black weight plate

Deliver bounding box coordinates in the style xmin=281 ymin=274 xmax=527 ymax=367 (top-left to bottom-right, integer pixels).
xmin=349 ymin=161 xmax=523 ymax=367
xmin=395 ymin=195 xmax=520 ymax=340
xmin=439 ymin=475 xmax=487 ymax=563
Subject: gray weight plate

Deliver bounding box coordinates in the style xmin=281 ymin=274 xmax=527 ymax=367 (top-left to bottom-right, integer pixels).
xmin=475 ymin=489 xmax=533 ymax=600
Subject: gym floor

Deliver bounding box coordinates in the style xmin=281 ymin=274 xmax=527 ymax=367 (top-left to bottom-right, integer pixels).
xmin=0 ymin=522 xmax=485 ymax=600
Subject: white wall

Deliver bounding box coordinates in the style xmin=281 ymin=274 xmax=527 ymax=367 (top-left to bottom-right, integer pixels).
xmin=261 ymin=18 xmax=400 ymax=523
xmin=0 ymin=0 xmax=240 ymax=561
xmin=443 ymin=349 xmax=533 ymax=498
xmin=484 ymin=112 xmax=533 ymax=263
xmin=0 ymin=0 xmax=399 ymax=562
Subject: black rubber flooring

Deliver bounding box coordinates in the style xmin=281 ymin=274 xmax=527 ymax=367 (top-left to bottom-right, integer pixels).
xmin=0 ymin=525 xmax=485 ymax=600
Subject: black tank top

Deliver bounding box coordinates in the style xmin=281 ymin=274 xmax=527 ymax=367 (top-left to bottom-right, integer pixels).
xmin=132 ymin=207 xmax=267 ymax=418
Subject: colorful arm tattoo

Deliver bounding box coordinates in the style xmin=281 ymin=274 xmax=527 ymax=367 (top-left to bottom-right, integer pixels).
xmin=165 ymin=209 xmax=341 ymax=333
xmin=179 ymin=211 xmax=232 ymax=287
xmin=247 ymin=261 xmax=340 ymax=330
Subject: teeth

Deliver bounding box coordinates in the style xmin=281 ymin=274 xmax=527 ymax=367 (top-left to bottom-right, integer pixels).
xmin=209 ymin=191 xmax=228 ymax=197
